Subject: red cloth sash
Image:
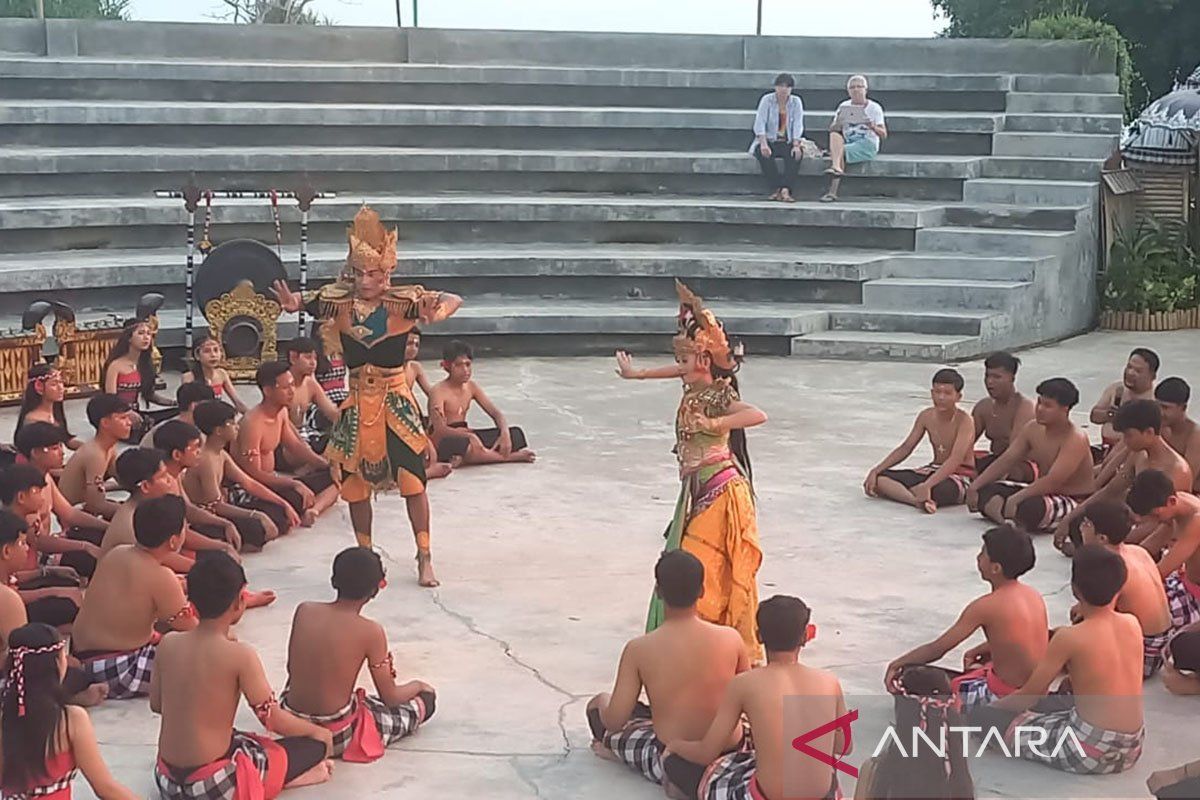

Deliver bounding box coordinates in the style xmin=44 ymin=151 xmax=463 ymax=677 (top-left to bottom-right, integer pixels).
xmin=951 ymin=662 xmax=1018 ymax=697
xmin=155 ymin=734 xmax=286 ymax=800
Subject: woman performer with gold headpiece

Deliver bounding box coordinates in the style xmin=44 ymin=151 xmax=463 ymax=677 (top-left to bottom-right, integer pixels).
xmin=273 ymin=207 xmax=462 ymax=587
xmin=615 ymin=280 xmax=766 ymax=660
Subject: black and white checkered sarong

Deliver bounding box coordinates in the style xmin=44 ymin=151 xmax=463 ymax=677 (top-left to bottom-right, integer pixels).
xmin=1144 ymin=628 xmax=1172 ymax=679
xmin=1165 ymin=571 xmax=1200 ymax=630
xmin=5 ymin=766 xmax=76 ymax=799
xmin=154 ymin=732 xmax=275 ymax=800
xmin=1008 ymin=707 xmax=1143 ymax=775
xmin=280 ymin=689 xmax=426 ymax=760
xmin=78 ymin=640 xmax=157 ymax=699
xmin=604 ymin=717 xmax=665 ymax=785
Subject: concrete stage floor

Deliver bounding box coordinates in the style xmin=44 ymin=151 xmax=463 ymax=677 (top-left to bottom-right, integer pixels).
xmin=34 ymin=329 xmax=1200 ymax=799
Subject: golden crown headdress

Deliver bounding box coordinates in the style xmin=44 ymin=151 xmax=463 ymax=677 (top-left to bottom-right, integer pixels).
xmin=345 ymin=205 xmax=398 ymax=276
xmin=673 ymin=279 xmax=740 ymax=372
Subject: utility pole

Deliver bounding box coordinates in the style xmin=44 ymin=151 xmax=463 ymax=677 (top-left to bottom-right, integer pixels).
xmin=35 ymin=0 xmax=45 ymax=20
xmin=412 ymin=0 xmax=419 ymax=27
xmin=395 ymin=0 xmax=403 ymax=26
xmin=756 ymin=0 xmax=763 ymax=35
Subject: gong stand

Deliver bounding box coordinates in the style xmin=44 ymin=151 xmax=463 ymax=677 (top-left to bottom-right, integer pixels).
xmin=156 ymin=181 xmax=336 ymax=351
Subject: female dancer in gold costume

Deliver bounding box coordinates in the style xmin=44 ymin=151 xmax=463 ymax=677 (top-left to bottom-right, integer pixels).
xmin=274 ymin=207 xmax=462 ymax=586
xmin=615 ymin=281 xmax=766 ymax=659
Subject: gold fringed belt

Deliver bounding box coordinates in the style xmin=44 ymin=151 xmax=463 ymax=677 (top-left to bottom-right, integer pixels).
xmin=347 ymin=365 xmax=407 ymax=395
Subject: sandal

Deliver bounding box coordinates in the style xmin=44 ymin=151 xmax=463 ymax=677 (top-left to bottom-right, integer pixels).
xmin=820 ymin=193 xmax=838 ymax=203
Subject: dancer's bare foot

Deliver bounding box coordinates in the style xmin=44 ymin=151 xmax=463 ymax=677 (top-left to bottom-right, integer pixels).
xmin=244 ymin=589 xmax=277 ymax=609
xmin=417 ymin=552 xmax=439 ymax=588
xmin=287 ymin=760 xmax=334 ymax=788
xmin=72 ymin=682 xmax=109 ymax=707
xmin=427 ymin=461 xmax=453 ymax=480
xmin=510 ymin=449 xmax=536 ymax=463
xmin=921 ymin=500 xmax=937 ymax=514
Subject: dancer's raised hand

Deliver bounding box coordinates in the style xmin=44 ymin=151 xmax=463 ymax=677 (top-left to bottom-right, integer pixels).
xmin=271 ymin=280 xmax=302 ymax=313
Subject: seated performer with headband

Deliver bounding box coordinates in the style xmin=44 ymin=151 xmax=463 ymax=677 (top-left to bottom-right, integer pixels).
xmin=0 ymin=623 xmax=138 ymax=800
xmin=428 ymin=340 xmax=535 ymax=467
xmin=864 ymin=368 xmax=975 ymax=513
xmin=58 ymin=394 xmax=132 ymax=520
xmin=272 ymin=206 xmax=463 ymax=586
xmin=666 ymin=596 xmax=847 ymax=800
xmin=617 ymin=280 xmax=766 ymax=660
xmin=1075 ymin=501 xmax=1173 ymax=678
xmin=14 ymin=364 xmax=82 ymax=452
xmin=967 ymin=378 xmax=1095 ymax=533
xmin=236 ymin=362 xmax=339 ymax=527
xmin=186 ymin=400 xmax=299 ymax=545
xmin=72 ymin=495 xmax=199 ymax=699
xmin=885 ymin=524 xmax=1047 ymax=711
xmin=151 ymin=552 xmax=334 ymax=799
xmin=586 ymin=550 xmax=747 ymax=791
xmin=182 ymin=335 xmax=249 ymax=414
xmin=971 ymin=352 xmax=1036 ymax=479
xmin=983 ymin=545 xmax=1144 ymax=775
xmin=282 ymin=547 xmax=436 ymax=761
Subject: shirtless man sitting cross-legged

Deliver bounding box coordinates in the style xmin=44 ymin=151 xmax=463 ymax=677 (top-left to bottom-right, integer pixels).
xmin=586 ymin=550 xmax=748 ymax=793
xmin=1157 ymin=377 xmax=1200 ymax=491
xmin=1076 ymin=500 xmax=1174 ymax=678
xmin=1089 ymin=347 xmax=1158 ymax=466
xmin=864 ymin=368 xmax=975 ymax=514
xmin=1054 ymin=399 xmax=1192 ymax=553
xmin=72 ymin=494 xmax=199 ymax=699
xmin=428 ymin=340 xmax=535 ymax=467
xmin=984 ymin=545 xmax=1145 ymax=775
xmin=58 ymin=394 xmax=132 ymax=520
xmin=185 ymin=400 xmax=299 ymax=546
xmin=885 ymin=524 xmax=1048 ymax=711
xmin=666 ymin=596 xmax=849 ymax=800
xmin=235 ymin=362 xmax=339 ymax=527
xmin=967 ymin=378 xmax=1095 ymax=533
xmin=283 ymin=337 xmax=341 ymax=462
xmin=282 ymin=547 xmax=436 ymax=761
xmin=1126 ymin=470 xmax=1200 ymax=632
xmin=971 ymin=351 xmax=1036 ymax=479
xmin=151 ymin=552 xmax=334 ymax=799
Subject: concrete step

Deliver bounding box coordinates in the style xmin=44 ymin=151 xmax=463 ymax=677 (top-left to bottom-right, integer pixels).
xmin=0 ymin=243 xmax=906 ymax=315
xmin=862 ymin=277 xmax=1033 ymax=310
xmin=962 ymin=178 xmax=1096 ymax=206
xmin=789 ymin=330 xmax=985 ymax=361
xmin=0 ymin=147 xmax=982 ymax=200
xmin=879 ymin=254 xmax=1047 ymax=282
xmin=992 ymin=131 xmax=1118 ymax=159
xmin=0 ymin=101 xmax=1000 ymax=155
xmin=0 ymin=194 xmax=948 ymax=253
xmin=1012 ymin=74 xmax=1120 ymax=93
xmin=941 ymin=203 xmax=1081 ymax=231
xmin=916 ymin=226 xmax=1073 ymax=257
xmin=1002 ymin=113 xmax=1123 ymax=135
xmin=982 ymin=156 xmax=1103 ymax=182
xmin=0 ymin=59 xmax=1018 ymax=111
xmin=827 ymin=308 xmax=997 ymax=336
xmin=1005 ymin=92 xmax=1124 ymax=115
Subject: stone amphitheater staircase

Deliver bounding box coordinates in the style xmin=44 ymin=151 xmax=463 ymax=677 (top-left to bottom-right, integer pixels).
xmin=0 ymin=22 xmax=1123 ymax=360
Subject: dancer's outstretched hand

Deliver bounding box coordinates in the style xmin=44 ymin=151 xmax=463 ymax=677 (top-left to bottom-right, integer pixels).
xmin=271 ymin=280 xmax=302 ymax=313
xmin=614 ymin=350 xmax=637 ymax=379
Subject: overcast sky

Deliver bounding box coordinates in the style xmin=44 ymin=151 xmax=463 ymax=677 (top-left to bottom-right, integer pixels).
xmin=128 ymin=0 xmax=945 ymax=37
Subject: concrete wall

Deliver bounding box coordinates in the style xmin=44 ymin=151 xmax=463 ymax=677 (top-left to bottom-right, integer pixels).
xmin=0 ymin=19 xmax=1114 ymax=75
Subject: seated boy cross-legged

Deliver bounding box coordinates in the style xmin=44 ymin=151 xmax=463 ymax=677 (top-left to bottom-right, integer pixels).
xmin=281 ymin=547 xmax=436 ymax=761
xmin=984 ymin=545 xmax=1144 ymax=775
xmin=151 ymin=552 xmax=334 ymax=799
xmin=666 ymin=596 xmax=848 ymax=800
xmin=71 ymin=494 xmax=199 ymax=699
xmin=885 ymin=524 xmax=1048 ymax=711
xmin=864 ymin=368 xmax=976 ymax=513
xmin=586 ymin=550 xmax=748 ymax=791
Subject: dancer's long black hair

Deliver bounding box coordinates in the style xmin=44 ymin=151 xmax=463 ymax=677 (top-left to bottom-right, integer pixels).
xmin=869 ymin=666 xmax=974 ymax=800
xmin=1 ymin=623 xmax=68 ymax=792
xmin=713 ymin=364 xmax=753 ymax=487
xmin=99 ymin=319 xmax=156 ymax=403
xmin=14 ymin=364 xmax=71 ymax=440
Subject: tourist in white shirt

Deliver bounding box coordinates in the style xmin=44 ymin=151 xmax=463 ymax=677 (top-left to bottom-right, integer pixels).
xmin=750 ymin=72 xmax=805 ymax=203
xmin=822 ymin=74 xmax=888 ymax=202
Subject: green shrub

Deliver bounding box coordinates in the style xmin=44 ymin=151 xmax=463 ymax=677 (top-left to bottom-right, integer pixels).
xmin=1102 ymin=218 xmax=1199 ymax=313
xmin=0 ymin=0 xmax=128 ymax=18
xmin=1012 ymin=11 xmax=1141 ymax=119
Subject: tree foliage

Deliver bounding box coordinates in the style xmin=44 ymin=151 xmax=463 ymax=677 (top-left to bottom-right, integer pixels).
xmin=0 ymin=0 xmax=128 ymax=18
xmin=932 ymin=0 xmax=1198 ymax=110
xmin=216 ymin=0 xmax=331 ymax=25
